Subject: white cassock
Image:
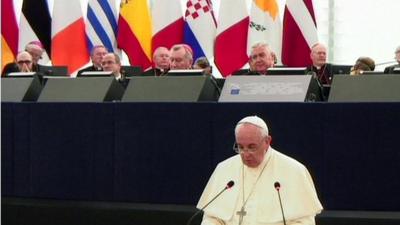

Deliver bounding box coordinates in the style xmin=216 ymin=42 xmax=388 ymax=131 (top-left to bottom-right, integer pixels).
xmin=197 ymin=147 xmax=323 ymax=225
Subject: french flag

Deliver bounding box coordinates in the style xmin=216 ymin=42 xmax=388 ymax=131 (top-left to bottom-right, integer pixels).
xmin=184 ymin=0 xmax=216 ymax=61
xmin=215 ymin=0 xmax=249 ymax=77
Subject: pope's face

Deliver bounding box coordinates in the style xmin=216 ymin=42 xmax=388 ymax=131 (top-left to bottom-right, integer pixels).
xmin=235 ymin=124 xmax=271 ymax=168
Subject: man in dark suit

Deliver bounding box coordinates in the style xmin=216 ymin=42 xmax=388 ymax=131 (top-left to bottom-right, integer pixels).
xmin=247 ymin=42 xmax=274 ymax=75
xmin=77 ymin=45 xmax=108 ymax=76
xmin=2 ymin=41 xmax=45 ymax=76
xmin=306 ymin=43 xmax=333 ymax=85
xmin=1 ymin=51 xmax=34 ymax=76
xmin=232 ymin=42 xmax=274 ymax=76
xmin=384 ymin=46 xmax=400 ymax=74
xmin=141 ymin=46 xmax=171 ymax=76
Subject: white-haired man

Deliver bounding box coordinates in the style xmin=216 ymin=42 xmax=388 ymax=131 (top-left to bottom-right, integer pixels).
xmin=197 ymin=116 xmax=323 ymax=225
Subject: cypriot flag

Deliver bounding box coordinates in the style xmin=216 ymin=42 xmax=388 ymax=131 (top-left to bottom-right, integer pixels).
xmin=248 ymin=0 xmax=282 ymax=64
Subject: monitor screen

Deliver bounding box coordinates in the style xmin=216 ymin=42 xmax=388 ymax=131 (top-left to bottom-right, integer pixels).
xmin=80 ymin=71 xmax=113 ymax=77
xmin=331 ymin=64 xmax=352 ymax=75
xmin=39 ymin=65 xmax=68 ymax=76
xmin=361 ymin=71 xmax=385 ymax=75
xmin=6 ymin=72 xmax=37 ymax=77
xmin=121 ymin=66 xmax=142 ymax=77
xmin=267 ymin=67 xmax=307 ymax=75
xmin=166 ymin=69 xmax=204 ymax=76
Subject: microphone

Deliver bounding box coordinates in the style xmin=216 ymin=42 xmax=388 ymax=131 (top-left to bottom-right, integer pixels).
xmin=274 ymin=182 xmax=287 ymax=225
xmin=186 ymin=180 xmax=234 ymax=225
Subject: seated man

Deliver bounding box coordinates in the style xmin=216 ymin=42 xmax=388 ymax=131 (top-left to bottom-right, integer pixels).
xmin=170 ymin=44 xmax=193 ymax=70
xmin=350 ymin=56 xmax=375 ymax=75
xmin=193 ymin=56 xmax=212 ymax=75
xmin=306 ymin=43 xmax=333 ymax=85
xmin=142 ymin=46 xmax=171 ymax=76
xmin=2 ymin=51 xmax=34 ymax=76
xmin=25 ymin=41 xmax=45 ymax=71
xmin=101 ymin=53 xmax=129 ymax=88
xmin=248 ymin=42 xmax=275 ymax=75
xmin=2 ymin=41 xmax=44 ymax=76
xmin=384 ymin=46 xmax=400 ymax=74
xmin=234 ymin=42 xmax=274 ymax=75
xmin=77 ymin=45 xmax=108 ymax=76
xmin=197 ymin=115 xmax=323 ymax=225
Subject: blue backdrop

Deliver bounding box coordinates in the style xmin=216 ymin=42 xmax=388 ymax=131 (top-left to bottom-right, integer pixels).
xmin=2 ymin=102 xmax=400 ymax=211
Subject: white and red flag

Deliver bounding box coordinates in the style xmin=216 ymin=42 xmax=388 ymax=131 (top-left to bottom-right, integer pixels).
xmin=215 ymin=0 xmax=250 ymax=77
xmin=151 ymin=0 xmax=184 ymax=51
xmin=282 ymin=0 xmax=318 ymax=66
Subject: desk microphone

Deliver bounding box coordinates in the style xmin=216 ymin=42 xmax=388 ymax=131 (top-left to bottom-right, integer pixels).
xmin=186 ymin=180 xmax=234 ymax=225
xmin=274 ymin=182 xmax=287 ymax=225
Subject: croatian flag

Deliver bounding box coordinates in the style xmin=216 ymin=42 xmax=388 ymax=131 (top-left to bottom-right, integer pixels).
xmin=184 ymin=0 xmax=217 ymax=61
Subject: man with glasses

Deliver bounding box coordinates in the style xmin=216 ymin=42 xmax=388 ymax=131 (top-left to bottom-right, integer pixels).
xmin=197 ymin=115 xmax=322 ymax=225
xmin=2 ymin=51 xmax=33 ymax=76
xmin=2 ymin=41 xmax=44 ymax=76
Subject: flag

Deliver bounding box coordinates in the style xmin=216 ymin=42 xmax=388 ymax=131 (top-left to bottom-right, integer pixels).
xmin=184 ymin=0 xmax=217 ymax=61
xmin=248 ymin=0 xmax=282 ymax=64
xmin=117 ymin=0 xmax=152 ymax=69
xmin=152 ymin=0 xmax=184 ymax=51
xmin=18 ymin=0 xmax=52 ymax=63
xmin=1 ymin=0 xmax=18 ymax=72
xmin=282 ymin=0 xmax=318 ymax=66
xmin=52 ymin=0 xmax=89 ymax=75
xmin=215 ymin=0 xmax=249 ymax=77
xmin=86 ymin=0 xmax=119 ymax=53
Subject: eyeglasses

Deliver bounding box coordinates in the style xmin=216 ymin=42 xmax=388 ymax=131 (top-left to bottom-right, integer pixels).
xmin=17 ymin=60 xmax=32 ymax=64
xmin=233 ymin=142 xmax=262 ymax=154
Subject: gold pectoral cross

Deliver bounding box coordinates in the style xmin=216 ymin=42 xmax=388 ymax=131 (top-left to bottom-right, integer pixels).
xmin=236 ymin=206 xmax=247 ymax=225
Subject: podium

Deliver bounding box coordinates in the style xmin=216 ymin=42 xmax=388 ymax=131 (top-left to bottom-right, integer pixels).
xmin=122 ymin=76 xmax=219 ymax=102
xmin=219 ymin=75 xmax=321 ymax=102
xmin=329 ymin=75 xmax=400 ymax=102
xmin=1 ymin=76 xmax=43 ymax=102
xmin=38 ymin=77 xmax=125 ymax=102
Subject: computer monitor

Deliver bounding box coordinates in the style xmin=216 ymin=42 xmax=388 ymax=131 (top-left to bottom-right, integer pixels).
xmin=38 ymin=65 xmax=69 ymax=76
xmin=80 ymin=71 xmax=113 ymax=77
xmin=267 ymin=67 xmax=307 ymax=75
xmin=166 ymin=69 xmax=204 ymax=76
xmin=121 ymin=66 xmax=142 ymax=77
xmin=331 ymin=64 xmax=352 ymax=75
xmin=6 ymin=72 xmax=37 ymax=77
xmin=361 ymin=71 xmax=385 ymax=75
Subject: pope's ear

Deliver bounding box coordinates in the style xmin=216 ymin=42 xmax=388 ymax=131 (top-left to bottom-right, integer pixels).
xmin=265 ymin=135 xmax=272 ymax=145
